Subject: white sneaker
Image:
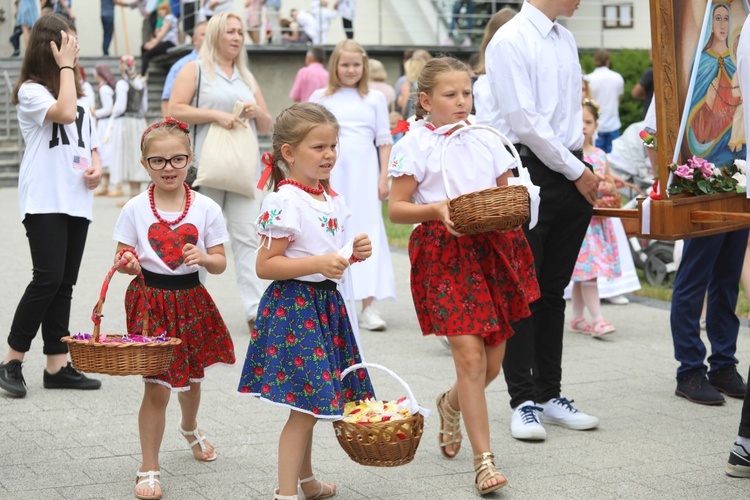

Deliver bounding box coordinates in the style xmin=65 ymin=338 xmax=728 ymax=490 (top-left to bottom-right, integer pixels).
xmin=510 ymin=401 xmax=546 ymax=440
xmin=441 ymin=37 xmax=455 ymax=46
xmin=605 ymin=295 xmax=629 ymax=305
xmin=538 ymin=397 xmax=599 ymax=430
xmin=359 ymin=306 xmax=386 ymax=331
xmin=461 ymin=37 xmax=472 ymax=47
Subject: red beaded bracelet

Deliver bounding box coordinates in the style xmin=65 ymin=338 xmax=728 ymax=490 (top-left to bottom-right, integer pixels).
xmin=349 ymin=255 xmax=363 ymax=263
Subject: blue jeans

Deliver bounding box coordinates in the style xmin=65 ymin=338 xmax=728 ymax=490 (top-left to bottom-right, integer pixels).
xmin=101 ymin=16 xmax=114 ymax=55
xmin=595 ymin=129 xmax=620 ymax=154
xmin=670 ymin=229 xmax=749 ymax=379
xmin=448 ymin=0 xmax=475 ymax=39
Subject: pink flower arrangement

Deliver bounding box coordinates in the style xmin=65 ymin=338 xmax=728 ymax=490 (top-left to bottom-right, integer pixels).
xmin=668 ymin=155 xmax=744 ymax=196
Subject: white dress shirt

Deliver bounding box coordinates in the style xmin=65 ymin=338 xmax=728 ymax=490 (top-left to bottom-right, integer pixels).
xmin=485 ymin=1 xmax=585 ymax=181
xmin=738 ymin=15 xmax=750 ymax=155
xmin=586 ymin=66 xmax=624 ymax=133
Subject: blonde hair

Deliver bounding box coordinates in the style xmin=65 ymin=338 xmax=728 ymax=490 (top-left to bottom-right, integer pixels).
xmin=369 ymin=59 xmax=387 ymax=82
xmin=404 ymin=57 xmax=426 ymax=83
xmin=199 ymin=13 xmax=255 ymax=91
xmin=476 ymin=7 xmax=517 ymax=75
xmin=325 ymin=39 xmax=369 ymax=97
xmin=414 ymin=57 xmax=470 ymax=120
xmin=140 ymin=118 xmax=193 ymax=156
xmin=264 ymin=103 xmax=340 ymax=193
xmin=157 ymin=1 xmax=172 ymax=15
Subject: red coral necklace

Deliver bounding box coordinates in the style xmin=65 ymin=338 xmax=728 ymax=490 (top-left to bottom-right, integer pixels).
xmin=149 ymin=183 xmax=192 ymax=226
xmin=278 ymin=179 xmax=325 ymax=195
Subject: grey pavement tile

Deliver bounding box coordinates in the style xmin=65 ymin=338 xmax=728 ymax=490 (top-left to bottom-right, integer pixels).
xmin=3 ymin=189 xmax=750 ymax=498
xmin=597 ymin=480 xmax=663 ymax=498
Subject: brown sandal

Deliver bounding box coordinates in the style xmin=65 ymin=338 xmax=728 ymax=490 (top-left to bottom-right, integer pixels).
xmin=474 ymin=452 xmax=507 ymax=495
xmin=436 ymin=390 xmax=462 ymax=458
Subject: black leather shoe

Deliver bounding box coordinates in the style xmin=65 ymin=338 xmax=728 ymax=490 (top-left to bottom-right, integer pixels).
xmin=0 ymin=360 xmax=27 ymax=397
xmin=43 ymin=362 xmax=101 ymax=390
xmin=709 ymin=366 xmax=747 ymax=398
xmin=675 ymin=371 xmax=725 ymax=405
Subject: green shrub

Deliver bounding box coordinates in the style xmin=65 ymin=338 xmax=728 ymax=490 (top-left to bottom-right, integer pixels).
xmin=581 ymin=49 xmax=652 ymax=134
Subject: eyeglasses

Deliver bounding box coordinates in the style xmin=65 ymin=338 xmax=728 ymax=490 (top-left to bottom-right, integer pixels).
xmin=145 ymin=154 xmax=190 ymax=170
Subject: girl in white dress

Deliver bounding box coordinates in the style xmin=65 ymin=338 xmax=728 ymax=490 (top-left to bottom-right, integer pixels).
xmin=110 ymin=55 xmax=149 ymax=206
xmin=92 ymin=63 xmax=120 ymax=196
xmin=310 ymin=39 xmax=396 ymax=331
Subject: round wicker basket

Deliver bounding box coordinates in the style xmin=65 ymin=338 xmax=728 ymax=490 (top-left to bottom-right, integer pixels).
xmin=333 ymin=363 xmax=424 ymax=467
xmin=441 ymin=124 xmax=531 ymax=235
xmin=62 ymin=258 xmax=181 ymax=376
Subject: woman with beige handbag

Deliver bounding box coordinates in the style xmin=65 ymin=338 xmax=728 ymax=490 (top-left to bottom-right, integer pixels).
xmin=169 ymin=12 xmax=272 ymax=334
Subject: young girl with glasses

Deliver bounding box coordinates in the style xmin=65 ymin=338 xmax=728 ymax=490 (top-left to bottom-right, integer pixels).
xmin=113 ymin=117 xmax=236 ymax=500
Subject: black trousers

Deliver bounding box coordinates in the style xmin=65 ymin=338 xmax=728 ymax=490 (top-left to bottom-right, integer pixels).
xmin=739 ymin=365 xmax=750 ymax=438
xmin=342 ymin=18 xmax=354 ymax=39
xmin=502 ymin=153 xmax=593 ymax=408
xmin=7 ymin=214 xmax=89 ymax=355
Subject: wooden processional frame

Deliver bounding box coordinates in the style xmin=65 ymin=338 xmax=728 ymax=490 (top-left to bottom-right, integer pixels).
xmin=595 ymin=0 xmax=750 ymax=240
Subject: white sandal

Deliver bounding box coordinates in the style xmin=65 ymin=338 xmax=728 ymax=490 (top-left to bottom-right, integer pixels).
xmin=178 ymin=425 xmax=217 ymax=462
xmin=135 ymin=470 xmax=162 ymax=500
xmin=273 ymin=489 xmax=298 ymax=500
xmin=299 ymin=475 xmax=336 ymax=499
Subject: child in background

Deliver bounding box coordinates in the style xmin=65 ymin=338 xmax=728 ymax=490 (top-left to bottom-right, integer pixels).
xmin=238 ymin=102 xmax=374 ymax=500
xmin=310 ymin=39 xmax=396 ymax=331
xmin=114 ymin=118 xmax=235 ymax=500
xmin=92 ymin=63 xmax=120 ymax=196
xmin=569 ymin=99 xmax=621 ymax=336
xmin=244 ymin=0 xmax=262 ymax=44
xmin=389 ymin=110 xmax=406 ymax=143
xmin=388 ymin=57 xmax=539 ymax=495
xmin=111 ymin=55 xmax=149 ymax=207
xmin=0 ymin=14 xmax=102 ymax=398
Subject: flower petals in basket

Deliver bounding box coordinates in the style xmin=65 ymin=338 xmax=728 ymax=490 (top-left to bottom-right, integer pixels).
xmin=333 ymin=363 xmax=425 ymax=467
xmin=61 ymin=250 xmax=181 ymax=377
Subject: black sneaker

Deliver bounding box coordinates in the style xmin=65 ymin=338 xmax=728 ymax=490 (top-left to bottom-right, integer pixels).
xmin=709 ymin=366 xmax=747 ymax=399
xmin=43 ymin=362 xmax=101 ymax=390
xmin=726 ymin=442 xmax=750 ymax=477
xmin=0 ymin=360 xmax=27 ymax=397
xmin=675 ymin=371 xmax=725 ymax=405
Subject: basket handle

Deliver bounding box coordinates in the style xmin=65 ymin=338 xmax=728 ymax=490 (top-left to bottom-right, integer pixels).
xmin=340 ymin=362 xmax=425 ymax=416
xmin=90 ymin=248 xmax=149 ymax=343
xmin=439 ymin=123 xmax=527 ymax=199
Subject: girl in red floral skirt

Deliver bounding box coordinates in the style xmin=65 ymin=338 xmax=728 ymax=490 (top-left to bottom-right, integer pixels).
xmin=238 ymin=102 xmax=375 ymax=500
xmin=388 ymin=57 xmax=540 ymax=496
xmin=114 ymin=118 xmax=235 ymax=500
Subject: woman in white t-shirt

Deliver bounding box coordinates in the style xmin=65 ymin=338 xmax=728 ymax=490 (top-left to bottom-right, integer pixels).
xmin=0 ymin=14 xmax=102 ymax=398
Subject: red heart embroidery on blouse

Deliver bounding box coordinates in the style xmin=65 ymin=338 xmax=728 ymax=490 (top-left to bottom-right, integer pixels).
xmin=147 ymin=223 xmax=199 ymax=270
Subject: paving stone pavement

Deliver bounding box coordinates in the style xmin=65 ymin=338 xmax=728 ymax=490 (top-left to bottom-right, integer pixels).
xmin=1 ymin=188 xmax=750 ymax=499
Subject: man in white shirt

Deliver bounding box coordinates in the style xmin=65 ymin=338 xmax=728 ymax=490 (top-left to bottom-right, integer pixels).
xmin=586 ymin=49 xmax=625 ymax=153
xmin=728 ymin=15 xmax=750 ymax=476
xmin=486 ymin=0 xmax=600 ymax=442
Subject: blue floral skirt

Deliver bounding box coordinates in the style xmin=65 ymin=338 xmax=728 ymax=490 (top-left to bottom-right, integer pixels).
xmin=238 ymin=279 xmax=374 ymax=418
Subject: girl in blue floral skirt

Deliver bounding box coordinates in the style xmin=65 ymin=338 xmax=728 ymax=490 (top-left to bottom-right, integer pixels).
xmin=238 ymin=102 xmax=375 ymax=500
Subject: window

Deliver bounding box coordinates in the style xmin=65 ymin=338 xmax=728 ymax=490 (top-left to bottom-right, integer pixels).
xmin=603 ymin=4 xmax=634 ymax=29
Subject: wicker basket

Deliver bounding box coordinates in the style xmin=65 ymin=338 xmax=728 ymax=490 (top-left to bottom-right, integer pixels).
xmin=441 ymin=124 xmax=531 ymax=235
xmin=61 ymin=260 xmax=181 ymax=376
xmin=333 ymin=363 xmax=424 ymax=467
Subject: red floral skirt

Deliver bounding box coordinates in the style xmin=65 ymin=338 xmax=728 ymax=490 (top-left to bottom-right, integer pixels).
xmin=408 ymin=221 xmax=540 ymax=346
xmin=125 ymin=274 xmax=235 ymax=391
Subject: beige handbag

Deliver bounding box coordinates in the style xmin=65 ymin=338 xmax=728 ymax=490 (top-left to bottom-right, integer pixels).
xmin=194 ymin=101 xmax=258 ymax=198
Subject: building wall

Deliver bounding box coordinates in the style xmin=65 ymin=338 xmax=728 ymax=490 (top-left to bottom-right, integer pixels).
xmin=1 ymin=0 xmax=654 ymax=58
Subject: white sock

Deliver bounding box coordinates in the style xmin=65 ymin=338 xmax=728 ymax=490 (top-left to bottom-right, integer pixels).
xmin=737 ymin=436 xmax=750 ymax=448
